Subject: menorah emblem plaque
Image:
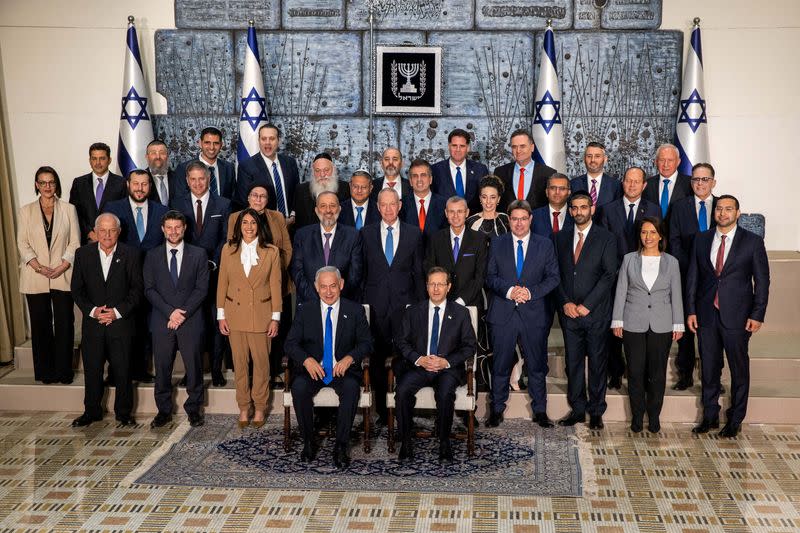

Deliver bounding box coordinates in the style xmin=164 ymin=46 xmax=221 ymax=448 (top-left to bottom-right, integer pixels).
xmin=398 ymin=62 xmax=420 ymax=94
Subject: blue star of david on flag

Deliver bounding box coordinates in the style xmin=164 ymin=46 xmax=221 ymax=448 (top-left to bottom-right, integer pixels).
xmin=120 ymin=87 xmax=150 ymax=130
xmin=534 ymin=90 xmax=562 ymax=134
xmin=240 ymin=87 xmax=268 ymax=131
xmin=678 ymin=88 xmax=707 ymax=133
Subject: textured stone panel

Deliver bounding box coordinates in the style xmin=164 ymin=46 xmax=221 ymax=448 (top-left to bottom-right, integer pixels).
xmin=361 ymin=32 xmax=427 ymax=115
xmin=283 ymin=0 xmax=345 ymax=30
xmin=602 ymin=0 xmax=662 ymax=30
xmin=234 ymin=32 xmax=361 ymax=116
xmin=475 ymin=0 xmax=573 ymax=30
xmin=346 ymin=0 xmax=473 ymax=31
xmin=153 ymin=114 xmax=238 ymax=167
xmin=537 ymin=30 xmax=682 ymax=177
xmin=155 ymin=30 xmax=236 ymax=115
xmin=428 ymin=32 xmax=535 ymax=122
xmin=175 ymin=0 xmax=280 ymax=30
xmin=573 ymin=0 xmax=602 ymax=29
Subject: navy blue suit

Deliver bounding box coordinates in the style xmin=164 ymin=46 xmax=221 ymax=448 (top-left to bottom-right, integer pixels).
xmin=643 ymin=173 xmax=692 ymax=221
xmin=494 ymin=161 xmax=556 ymax=213
xmin=571 ymin=173 xmax=622 ymax=220
xmin=69 ymin=172 xmax=126 ymax=244
xmin=147 ymin=169 xmax=181 ymax=207
xmin=143 ymin=243 xmax=209 ymax=416
xmin=430 ymin=159 xmax=489 ymax=214
xmin=234 ymin=153 xmax=299 ymax=213
xmin=532 ymin=205 xmax=574 ymax=237
xmin=600 ymin=198 xmax=661 ymax=264
xmin=686 ymin=227 xmax=770 ymax=426
xmin=290 ymin=224 xmax=363 ymax=304
xmin=424 ymin=227 xmax=487 ymax=309
xmin=401 ymin=192 xmax=448 ymax=244
xmin=104 ymin=199 xmax=168 ymax=253
xmin=338 ymin=199 xmax=380 ymax=229
xmin=485 ymin=232 xmax=560 ymax=414
xmin=173 ymin=158 xmax=236 ymax=202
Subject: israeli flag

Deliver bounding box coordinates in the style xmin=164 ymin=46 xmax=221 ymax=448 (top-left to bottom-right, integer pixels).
xmin=532 ymin=24 xmax=566 ymax=173
xmin=117 ymin=16 xmax=153 ymax=177
xmin=238 ymin=22 xmax=268 ymax=163
xmin=675 ymin=19 xmax=709 ymax=175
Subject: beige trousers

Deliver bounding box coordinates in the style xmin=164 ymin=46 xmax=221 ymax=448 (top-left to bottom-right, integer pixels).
xmin=228 ymin=331 xmax=271 ymax=411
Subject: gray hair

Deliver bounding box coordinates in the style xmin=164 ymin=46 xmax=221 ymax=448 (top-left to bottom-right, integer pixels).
xmin=446 ymin=196 xmax=468 ymax=209
xmin=655 ymin=143 xmax=680 ymax=160
xmin=377 ymin=187 xmax=401 ymax=203
xmin=184 ymin=160 xmax=210 ymax=179
xmin=314 ymin=266 xmax=342 ymax=284
xmin=94 ymin=212 xmax=121 ymax=230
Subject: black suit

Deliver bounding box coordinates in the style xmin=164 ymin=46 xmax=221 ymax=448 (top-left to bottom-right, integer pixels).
xmin=554 ymin=225 xmax=618 ymax=416
xmin=430 ymin=159 xmax=489 ymax=214
xmin=571 ymin=173 xmax=622 ymax=220
xmin=686 ymin=227 xmax=770 ymax=426
xmin=424 ymin=228 xmax=487 ymax=308
xmin=643 ymin=173 xmax=692 ymax=221
xmin=494 ymin=161 xmax=556 ymax=213
xmin=370 ymin=178 xmax=411 ymax=202
xmin=286 ymin=298 xmax=373 ymax=444
xmin=338 ymin=199 xmax=380 ymax=229
xmin=400 ymin=192 xmax=448 ymax=245
xmin=70 ymin=242 xmax=143 ymax=419
xmin=394 ymin=301 xmax=476 ymax=442
xmin=147 ymin=169 xmax=181 ymax=207
xmin=69 ymin=172 xmax=126 ymax=244
xmin=173 ymin=158 xmax=237 ymax=203
xmin=293 ymin=181 xmax=351 ymax=229
xmin=234 ymin=153 xmax=299 ymax=214
xmin=143 ymin=243 xmax=209 ymax=416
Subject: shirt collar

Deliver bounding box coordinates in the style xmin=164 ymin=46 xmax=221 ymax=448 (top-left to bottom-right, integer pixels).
xmin=261 ymin=152 xmax=279 ymax=166
xmin=429 ymin=299 xmax=446 ymax=312
xmin=661 ymin=171 xmax=678 ymax=182
xmin=548 ymin=204 xmax=566 ymax=215
xmin=320 ymin=223 xmax=337 ymax=237
xmin=199 ymin=155 xmax=216 ymax=168
xmin=449 ymin=159 xmax=466 ymax=172
xmin=320 ymin=298 xmax=340 ymax=315
xmin=381 ymin=219 xmax=398 ymax=231
xmin=715 ymin=225 xmax=737 ymax=241
xmin=695 ymin=194 xmax=712 ymax=204
xmin=414 ymin=190 xmax=432 ymax=204
xmin=167 ymin=241 xmax=184 ymax=254
xmin=93 ymin=172 xmax=109 ymax=181
xmin=191 ymin=191 xmax=210 ymax=204
xmin=99 ymin=244 xmax=117 ymax=257
xmin=576 ymin=221 xmax=593 ymax=236
xmin=450 ymin=226 xmax=465 ymax=239
xmin=129 ymin=197 xmax=147 ymax=211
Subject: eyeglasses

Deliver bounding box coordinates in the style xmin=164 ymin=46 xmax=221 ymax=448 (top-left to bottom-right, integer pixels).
xmin=426 ymin=282 xmax=449 ymax=288
xmin=509 ymin=216 xmax=530 ymax=223
xmin=691 ymin=177 xmax=714 ymax=183
xmin=350 ymin=184 xmax=371 ymax=191
xmin=547 ymin=186 xmax=569 ymax=192
xmin=248 ymin=193 xmax=268 ymax=200
xmin=37 ymin=180 xmax=56 ymax=187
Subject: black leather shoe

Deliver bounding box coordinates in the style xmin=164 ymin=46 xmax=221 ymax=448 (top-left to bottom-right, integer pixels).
xmin=300 ymin=440 xmax=316 ymax=463
xmin=607 ymin=376 xmax=622 ymax=390
xmin=398 ymin=440 xmax=415 ymax=462
xmin=150 ymin=413 xmax=172 ymax=428
xmin=692 ymin=417 xmax=720 ymax=434
xmin=177 ymin=375 xmax=187 ymax=387
xmin=133 ymin=372 xmax=155 ymax=384
xmin=485 ymin=410 xmax=504 ymax=428
xmin=534 ymin=412 xmax=555 ymax=428
xmin=718 ymin=423 xmax=741 ymax=438
xmin=462 ymin=412 xmax=479 ymax=429
xmin=59 ymin=377 xmax=74 ymax=385
xmin=589 ymin=415 xmax=604 ymax=429
xmin=212 ymin=372 xmax=227 ymax=387
xmin=671 ymin=377 xmax=693 ymax=391
xmin=630 ymin=419 xmax=643 ymax=433
xmin=116 ymin=416 xmax=136 ymax=427
xmin=438 ymin=439 xmax=454 ymax=463
xmin=333 ymin=443 xmax=351 ymax=469
xmin=648 ymin=420 xmax=661 ymax=433
xmin=557 ymin=411 xmax=586 ymax=427
xmin=188 ymin=413 xmax=204 ymax=427
xmin=72 ymin=413 xmax=100 ymax=427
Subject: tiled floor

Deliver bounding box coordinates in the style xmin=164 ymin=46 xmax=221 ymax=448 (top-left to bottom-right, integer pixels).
xmin=0 ymin=411 xmax=798 ymax=532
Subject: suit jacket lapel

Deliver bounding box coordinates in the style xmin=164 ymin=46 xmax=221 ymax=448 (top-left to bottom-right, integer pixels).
xmin=105 ymin=246 xmax=123 ymax=284
xmin=334 ymin=304 xmax=349 ymax=357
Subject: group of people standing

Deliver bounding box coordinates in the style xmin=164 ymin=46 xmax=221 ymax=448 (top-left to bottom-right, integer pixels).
xmin=16 ymin=123 xmax=769 ymax=466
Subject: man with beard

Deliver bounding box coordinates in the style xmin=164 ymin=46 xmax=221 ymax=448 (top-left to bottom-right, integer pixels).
xmin=371 ymin=147 xmax=411 ymax=202
xmin=570 ymin=142 xmax=622 ymax=220
xmin=145 ymin=139 xmax=180 ymax=207
xmin=293 ymin=153 xmax=350 ymax=229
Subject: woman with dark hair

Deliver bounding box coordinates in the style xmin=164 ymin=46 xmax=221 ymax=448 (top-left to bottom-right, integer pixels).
xmin=217 ymin=208 xmax=282 ymax=428
xmin=17 ymin=166 xmax=80 ymax=384
xmin=466 ymin=175 xmax=510 ymax=236
xmin=611 ymin=216 xmax=684 ymax=433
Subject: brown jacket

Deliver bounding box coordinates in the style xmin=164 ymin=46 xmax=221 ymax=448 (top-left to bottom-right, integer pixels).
xmin=217 ymin=242 xmax=283 ymax=333
xmin=228 ymin=209 xmax=293 ymax=295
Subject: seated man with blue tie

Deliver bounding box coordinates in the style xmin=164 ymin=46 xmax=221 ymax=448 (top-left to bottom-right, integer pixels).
xmin=394 ymin=267 xmax=477 ymax=462
xmin=339 ymin=171 xmax=380 ymax=230
xmin=285 ymin=266 xmax=373 ymax=467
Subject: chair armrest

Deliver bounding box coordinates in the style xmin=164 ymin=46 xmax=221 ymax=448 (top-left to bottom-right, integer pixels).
xmin=361 ymin=356 xmax=370 ymax=369
xmin=282 ymin=356 xmax=291 ymax=393
xmin=465 ymin=355 xmax=475 ymax=396
xmin=281 ymin=356 xmax=290 ymax=369
xmin=384 ymin=355 xmax=395 ymax=370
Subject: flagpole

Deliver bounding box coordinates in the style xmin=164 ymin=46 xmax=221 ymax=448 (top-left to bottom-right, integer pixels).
xmin=367 ymin=0 xmax=375 ymax=175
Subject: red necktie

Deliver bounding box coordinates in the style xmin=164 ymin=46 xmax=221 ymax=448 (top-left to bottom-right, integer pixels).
xmin=387 ymin=181 xmax=396 ymax=189
xmin=517 ymin=168 xmax=525 ymax=200
xmin=552 ymin=211 xmax=560 ymax=233
xmin=418 ymin=198 xmax=426 ymax=231
xmin=713 ymin=234 xmax=726 ymax=309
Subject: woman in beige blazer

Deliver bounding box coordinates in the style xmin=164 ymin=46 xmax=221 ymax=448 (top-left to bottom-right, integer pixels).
xmin=217 ymin=208 xmax=283 ymax=428
xmin=17 ymin=166 xmax=80 ymax=384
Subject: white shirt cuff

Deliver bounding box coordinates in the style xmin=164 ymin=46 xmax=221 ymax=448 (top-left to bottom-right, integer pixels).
xmin=90 ymin=306 xmax=97 ymax=318
xmin=217 ymin=308 xmax=225 ymax=320
xmin=673 ymin=323 xmax=685 ymax=332
xmin=610 ymin=320 xmax=624 ymax=329
xmin=505 ymin=287 xmax=515 ymax=300
xmin=113 ymin=308 xmax=121 ymax=319
xmin=271 ymin=312 xmax=281 ymax=321
xmin=414 ymin=356 xmax=423 ymax=366
xmin=455 ymin=297 xmax=465 ymax=306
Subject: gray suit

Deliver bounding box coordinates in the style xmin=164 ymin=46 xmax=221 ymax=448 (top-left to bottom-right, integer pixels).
xmin=612 ymin=252 xmax=683 ymax=334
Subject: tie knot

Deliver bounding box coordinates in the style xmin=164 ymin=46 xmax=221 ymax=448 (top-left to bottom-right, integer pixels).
xmin=419 ymin=198 xmax=425 ymax=205
xmin=591 ymin=179 xmax=597 ymax=185
xmin=517 ymin=239 xmax=523 ymax=246
xmin=327 ymin=306 xmax=333 ymax=315
xmin=324 ymin=232 xmax=331 ymax=238
xmin=629 ymin=203 xmax=635 ymax=208
xmin=553 ymin=211 xmax=560 ymax=216
xmin=97 ymin=178 xmax=103 ymax=184
xmin=356 ymin=206 xmax=363 ymax=212
xmin=196 ymin=199 xmax=202 ymax=206
xmin=170 ymin=248 xmax=178 ymax=256
xmin=699 ymin=200 xmax=705 ymax=206
xmin=663 ymin=178 xmax=671 ymax=185
xmin=454 ymin=236 xmax=459 ymax=243
xmin=388 ymin=181 xmax=396 ymax=188
xmin=387 ymin=226 xmax=393 ymax=232
xmin=721 ymin=234 xmax=726 ymax=242
xmin=434 ymin=306 xmax=440 ymax=314
xmin=136 ymin=206 xmax=142 ymax=212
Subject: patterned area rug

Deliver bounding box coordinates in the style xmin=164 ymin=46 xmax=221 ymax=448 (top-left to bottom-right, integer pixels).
xmin=129 ymin=414 xmax=588 ymax=496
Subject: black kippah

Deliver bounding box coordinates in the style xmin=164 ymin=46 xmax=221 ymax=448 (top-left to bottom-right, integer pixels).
xmin=313 ymin=152 xmax=333 ymax=162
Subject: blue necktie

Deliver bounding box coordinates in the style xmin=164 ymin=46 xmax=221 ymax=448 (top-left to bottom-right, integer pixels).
xmin=272 ymin=162 xmax=287 ymax=216
xmin=209 ymin=166 xmax=219 ymax=196
xmin=698 ymin=200 xmax=708 ymax=232
xmin=429 ymin=306 xmax=440 ymax=355
xmin=453 ymin=236 xmax=460 ymax=263
xmin=516 ymin=239 xmax=524 ymax=279
xmin=169 ymin=249 xmax=178 ymax=287
xmin=626 ymin=203 xmax=635 ymax=232
xmin=455 ymin=167 xmax=465 ymax=197
xmin=135 ymin=206 xmax=145 ymax=242
xmin=384 ymin=226 xmax=394 ymax=265
xmin=355 ymin=206 xmax=364 ymax=230
xmin=322 ymin=306 xmax=334 ymax=385
xmin=660 ymin=178 xmax=671 ymax=218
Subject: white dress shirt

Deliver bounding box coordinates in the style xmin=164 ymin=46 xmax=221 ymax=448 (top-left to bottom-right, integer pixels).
xmin=587 ymin=172 xmax=604 ymax=194
xmin=91 ymin=244 xmax=122 ymax=319
xmin=320 ymin=223 xmax=337 ymax=249
xmin=449 ymin=160 xmax=467 ymax=190
xmin=711 ymin=225 xmax=737 ymax=267
xmin=199 ymin=155 xmax=219 ymax=188
xmin=380 ymin=220 xmax=400 ymax=256
xmin=381 ymin=177 xmax=403 ymax=197
xmin=352 ymin=199 xmax=370 ymax=222
xmin=512 ymin=160 xmax=535 ymax=199
xmin=320 ymin=299 xmax=340 ymax=365
xmin=414 ymin=191 xmax=432 ymax=220
xmin=622 ymin=196 xmax=641 ymax=218
xmin=191 ymin=190 xmax=211 ymax=225
xmin=658 ymin=171 xmax=678 ymax=203
xmin=260 ymin=153 xmax=293 ymax=216
xmin=548 ymin=204 xmax=567 ymax=230
xmin=573 ymin=222 xmax=593 ymax=252
xmin=449 ymin=227 xmax=466 ymax=306
xmin=505 ymin=232 xmax=531 ymax=300
xmin=93 ymin=172 xmax=109 ymax=197
xmin=165 ymin=241 xmax=184 ymax=277
xmin=694 ymin=194 xmax=713 ymax=228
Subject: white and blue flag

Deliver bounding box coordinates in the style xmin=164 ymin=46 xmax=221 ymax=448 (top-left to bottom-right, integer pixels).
xmin=238 ymin=22 xmax=268 ymax=162
xmin=117 ymin=16 xmax=153 ymax=177
xmin=675 ymin=19 xmax=709 ymax=175
xmin=532 ymin=24 xmax=566 ymax=173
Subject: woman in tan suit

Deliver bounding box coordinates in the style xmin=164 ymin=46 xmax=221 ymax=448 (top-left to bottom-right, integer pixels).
xmin=17 ymin=166 xmax=80 ymax=384
xmin=217 ymin=208 xmax=283 ymax=428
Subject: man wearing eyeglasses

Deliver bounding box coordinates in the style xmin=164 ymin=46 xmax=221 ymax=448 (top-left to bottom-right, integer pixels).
xmin=339 ymin=171 xmax=380 ymax=229
xmin=668 ymin=162 xmax=718 ymax=391
xmin=532 ymin=173 xmax=574 ymax=237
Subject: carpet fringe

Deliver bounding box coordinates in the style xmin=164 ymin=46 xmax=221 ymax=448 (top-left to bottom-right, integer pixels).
xmin=573 ymin=424 xmax=598 ymax=498
xmin=118 ymin=417 xmax=193 ymax=487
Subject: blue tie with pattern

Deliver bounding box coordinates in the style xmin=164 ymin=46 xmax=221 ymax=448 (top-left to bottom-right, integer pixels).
xmin=323 ymin=306 xmax=334 ymax=385
xmin=272 ymin=161 xmax=287 ymax=216
xmin=453 ymin=236 xmax=460 ymax=263
xmin=169 ymin=249 xmax=178 ymax=287
xmin=209 ymin=166 xmax=219 ymax=196
xmin=698 ymin=200 xmax=708 ymax=232
xmin=355 ymin=206 xmax=364 ymax=230
xmin=429 ymin=306 xmax=440 ymax=355
xmin=455 ymin=167 xmax=465 ymax=197
xmin=384 ymin=226 xmax=394 ymax=265
xmin=660 ymin=179 xmax=670 ymax=218
xmin=135 ymin=206 xmax=145 ymax=242
xmin=516 ymin=239 xmax=524 ymax=279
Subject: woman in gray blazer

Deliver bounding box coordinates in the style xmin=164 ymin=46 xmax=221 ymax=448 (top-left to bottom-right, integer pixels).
xmin=611 ymin=217 xmax=683 ymax=433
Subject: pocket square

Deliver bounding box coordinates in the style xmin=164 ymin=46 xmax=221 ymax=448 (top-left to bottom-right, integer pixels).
xmin=463 ymin=253 xmax=475 ymax=257
xmin=210 ymin=214 xmax=222 ymax=218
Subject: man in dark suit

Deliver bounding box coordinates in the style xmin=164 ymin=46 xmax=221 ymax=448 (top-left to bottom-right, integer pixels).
xmin=361 ymin=188 xmax=425 ymax=423
xmin=172 ymin=161 xmax=231 ymax=387
xmin=234 ymin=123 xmax=299 ymax=221
xmin=143 ymin=210 xmax=209 ymax=428
xmin=570 ymin=142 xmax=622 ymax=220
xmin=69 ymin=142 xmax=126 ymax=244
xmin=687 ymin=195 xmax=769 ymax=438
xmin=339 ymin=170 xmax=380 ymax=229
xmin=424 ymin=197 xmax=487 ymax=309
xmin=532 ymin=173 xmax=574 ymax=237
xmin=291 ymin=191 xmax=363 ymax=304
xmin=430 ymin=128 xmax=489 ymax=214
xmin=286 ymin=266 xmax=373 ymax=467
xmin=598 ymin=167 xmax=660 ymax=389
xmin=401 ymin=159 xmax=447 ymax=244
xmin=669 ymin=162 xmax=717 ymax=390
xmin=173 ymin=127 xmax=237 ymax=203
xmin=70 ymin=213 xmax=142 ymax=427
xmin=145 ymin=139 xmax=180 ymax=207
xmin=104 ymin=169 xmax=169 ymax=383
xmin=494 ymin=129 xmax=556 ymax=213
xmin=394 ymin=267 xmax=477 ymax=462
xmin=642 ymin=143 xmax=692 ymax=221
xmin=293 ymin=153 xmax=350 ymax=229
xmin=485 ymin=200 xmax=560 ymax=428
xmin=370 ymin=147 xmax=411 ymax=202
xmin=554 ymin=192 xmax=618 ymax=430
